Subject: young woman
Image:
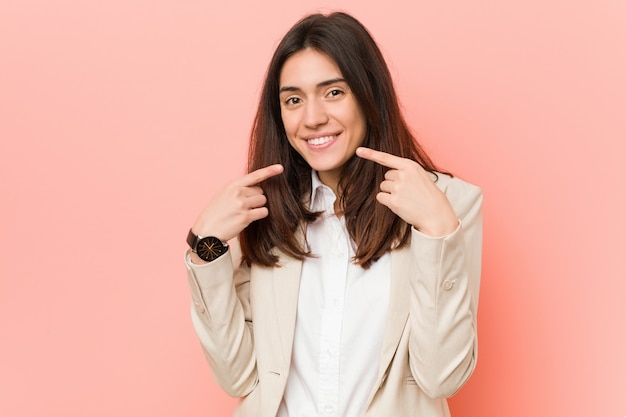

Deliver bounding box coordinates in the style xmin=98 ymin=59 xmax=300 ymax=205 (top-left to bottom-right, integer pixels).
xmin=184 ymin=11 xmax=482 ymax=417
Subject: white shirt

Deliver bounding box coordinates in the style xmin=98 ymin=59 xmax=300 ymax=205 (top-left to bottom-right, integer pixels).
xmin=277 ymin=172 xmax=391 ymax=417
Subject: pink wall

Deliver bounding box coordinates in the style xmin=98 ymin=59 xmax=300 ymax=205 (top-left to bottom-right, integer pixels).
xmin=1 ymin=0 xmax=625 ymax=416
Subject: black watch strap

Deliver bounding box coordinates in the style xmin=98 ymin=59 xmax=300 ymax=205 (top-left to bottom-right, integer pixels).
xmin=186 ymin=229 xmax=199 ymax=250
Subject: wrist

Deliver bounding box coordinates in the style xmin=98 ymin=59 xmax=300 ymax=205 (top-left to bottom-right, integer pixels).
xmin=415 ymin=218 xmax=459 ymax=238
xmin=189 ymin=251 xmax=210 ymax=265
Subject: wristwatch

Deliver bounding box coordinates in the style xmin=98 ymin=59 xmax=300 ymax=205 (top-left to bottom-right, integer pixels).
xmin=186 ymin=229 xmax=229 ymax=262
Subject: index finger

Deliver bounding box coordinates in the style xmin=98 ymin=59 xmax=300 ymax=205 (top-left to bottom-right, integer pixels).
xmin=236 ymin=164 xmax=284 ymax=186
xmin=356 ymin=147 xmax=409 ymax=169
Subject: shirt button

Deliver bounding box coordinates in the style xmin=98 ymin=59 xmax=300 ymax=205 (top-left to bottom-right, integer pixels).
xmin=324 ymin=404 xmax=333 ymax=413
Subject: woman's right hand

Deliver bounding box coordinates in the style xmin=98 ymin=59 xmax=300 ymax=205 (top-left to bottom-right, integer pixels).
xmin=191 ymin=164 xmax=284 ymax=243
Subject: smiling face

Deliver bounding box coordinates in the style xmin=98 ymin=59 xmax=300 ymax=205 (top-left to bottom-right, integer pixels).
xmin=279 ymin=48 xmax=367 ymax=194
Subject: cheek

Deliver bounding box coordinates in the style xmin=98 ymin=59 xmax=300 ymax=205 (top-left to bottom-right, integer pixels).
xmin=280 ymin=111 xmax=297 ymax=136
xmin=286 ymin=136 xmax=298 ymax=151
xmin=352 ymin=111 xmax=367 ymax=144
xmin=282 ymin=126 xmax=301 ymax=152
xmin=343 ymin=99 xmax=366 ymax=135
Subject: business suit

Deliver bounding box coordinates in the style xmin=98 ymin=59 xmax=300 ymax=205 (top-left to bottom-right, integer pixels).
xmin=185 ymin=173 xmax=482 ymax=417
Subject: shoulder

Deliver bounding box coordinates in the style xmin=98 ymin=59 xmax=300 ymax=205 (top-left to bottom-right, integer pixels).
xmin=432 ymin=172 xmax=483 ymax=218
xmin=432 ymin=172 xmax=482 ymax=200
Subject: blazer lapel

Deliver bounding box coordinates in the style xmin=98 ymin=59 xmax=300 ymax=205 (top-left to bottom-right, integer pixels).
xmin=272 ymin=251 xmax=303 ymax=366
xmin=270 ymin=226 xmax=306 ymax=369
xmin=377 ymin=245 xmax=411 ymax=380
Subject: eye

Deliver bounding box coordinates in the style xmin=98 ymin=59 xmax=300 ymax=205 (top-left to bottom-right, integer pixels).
xmin=327 ymin=89 xmax=344 ymax=98
xmin=284 ymin=96 xmax=302 ymax=106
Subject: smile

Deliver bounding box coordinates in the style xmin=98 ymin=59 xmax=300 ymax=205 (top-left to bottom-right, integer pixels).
xmin=307 ymin=135 xmax=336 ymax=146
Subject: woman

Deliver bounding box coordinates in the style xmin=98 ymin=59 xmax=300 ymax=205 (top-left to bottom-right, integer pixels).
xmin=184 ymin=11 xmax=482 ymax=417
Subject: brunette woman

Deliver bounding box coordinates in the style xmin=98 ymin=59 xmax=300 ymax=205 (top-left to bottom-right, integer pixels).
xmin=185 ymin=11 xmax=482 ymax=417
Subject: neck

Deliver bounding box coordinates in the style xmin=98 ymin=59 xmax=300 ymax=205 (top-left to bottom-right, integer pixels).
xmin=316 ymin=170 xmax=343 ymax=218
xmin=317 ymin=170 xmax=340 ymax=197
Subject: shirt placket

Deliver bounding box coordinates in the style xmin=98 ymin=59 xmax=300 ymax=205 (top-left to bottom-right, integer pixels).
xmin=317 ymin=210 xmax=349 ymax=417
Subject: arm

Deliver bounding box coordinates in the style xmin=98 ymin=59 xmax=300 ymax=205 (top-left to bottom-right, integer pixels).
xmin=355 ymin=147 xmax=482 ymax=398
xmin=185 ymin=239 xmax=258 ymax=397
xmin=184 ymin=164 xmax=284 ymax=397
xmin=407 ymin=178 xmax=482 ymax=398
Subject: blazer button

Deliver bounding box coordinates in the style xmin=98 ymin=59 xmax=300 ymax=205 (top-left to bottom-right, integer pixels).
xmin=193 ymin=300 xmax=206 ymax=314
xmin=442 ymin=280 xmax=455 ymax=291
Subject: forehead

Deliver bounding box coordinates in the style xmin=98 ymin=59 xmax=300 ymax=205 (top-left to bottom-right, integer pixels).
xmin=279 ymin=48 xmax=343 ymax=87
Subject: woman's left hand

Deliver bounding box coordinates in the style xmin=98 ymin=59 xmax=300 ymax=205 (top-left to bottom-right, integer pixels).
xmin=356 ymin=147 xmax=459 ymax=237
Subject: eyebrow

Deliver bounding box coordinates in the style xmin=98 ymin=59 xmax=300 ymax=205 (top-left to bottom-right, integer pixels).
xmin=279 ymin=77 xmax=347 ymax=93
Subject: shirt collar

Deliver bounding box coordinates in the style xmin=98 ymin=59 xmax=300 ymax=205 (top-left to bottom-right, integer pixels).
xmin=309 ymin=170 xmax=337 ymax=213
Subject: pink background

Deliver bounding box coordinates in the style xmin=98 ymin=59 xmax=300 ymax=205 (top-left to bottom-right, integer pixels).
xmin=1 ymin=0 xmax=625 ymax=416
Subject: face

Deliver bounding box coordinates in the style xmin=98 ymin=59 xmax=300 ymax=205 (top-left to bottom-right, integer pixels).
xmin=279 ymin=48 xmax=366 ymax=192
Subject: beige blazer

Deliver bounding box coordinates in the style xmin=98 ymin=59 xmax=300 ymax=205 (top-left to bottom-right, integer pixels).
xmin=185 ymin=173 xmax=483 ymax=417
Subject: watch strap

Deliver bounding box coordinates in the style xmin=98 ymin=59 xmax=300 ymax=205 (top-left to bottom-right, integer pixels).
xmin=186 ymin=229 xmax=199 ymax=251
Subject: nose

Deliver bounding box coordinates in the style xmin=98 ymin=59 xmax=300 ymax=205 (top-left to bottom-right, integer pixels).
xmin=303 ymin=99 xmax=328 ymax=128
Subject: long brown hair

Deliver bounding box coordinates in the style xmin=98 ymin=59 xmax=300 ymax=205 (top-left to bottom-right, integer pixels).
xmin=240 ymin=12 xmax=444 ymax=268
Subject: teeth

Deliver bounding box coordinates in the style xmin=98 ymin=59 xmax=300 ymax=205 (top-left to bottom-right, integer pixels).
xmin=308 ymin=135 xmax=334 ymax=145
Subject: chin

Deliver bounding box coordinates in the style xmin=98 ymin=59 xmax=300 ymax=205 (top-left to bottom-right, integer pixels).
xmin=309 ymin=162 xmax=342 ymax=173
xmin=305 ymin=155 xmax=345 ymax=170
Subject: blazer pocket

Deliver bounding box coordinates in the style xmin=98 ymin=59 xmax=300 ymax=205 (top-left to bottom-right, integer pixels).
xmin=405 ymin=376 xmax=418 ymax=385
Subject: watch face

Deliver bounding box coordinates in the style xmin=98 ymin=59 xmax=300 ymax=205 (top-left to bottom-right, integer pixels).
xmin=197 ymin=236 xmax=226 ymax=261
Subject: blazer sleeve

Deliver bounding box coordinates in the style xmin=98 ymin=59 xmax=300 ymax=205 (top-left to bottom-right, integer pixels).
xmin=185 ymin=238 xmax=258 ymax=397
xmin=408 ymin=175 xmax=483 ymax=398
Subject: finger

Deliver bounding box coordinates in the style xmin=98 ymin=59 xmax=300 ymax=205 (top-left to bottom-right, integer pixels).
xmin=235 ymin=164 xmax=284 ymax=187
xmin=384 ymin=169 xmax=399 ymax=181
xmin=247 ymin=206 xmax=270 ymax=223
xmin=375 ymin=191 xmax=392 ymax=209
xmin=356 ymin=147 xmax=408 ymax=169
xmin=379 ymin=180 xmax=394 ymax=194
xmin=245 ymin=193 xmax=267 ymax=209
xmin=239 ymin=186 xmax=265 ymax=197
